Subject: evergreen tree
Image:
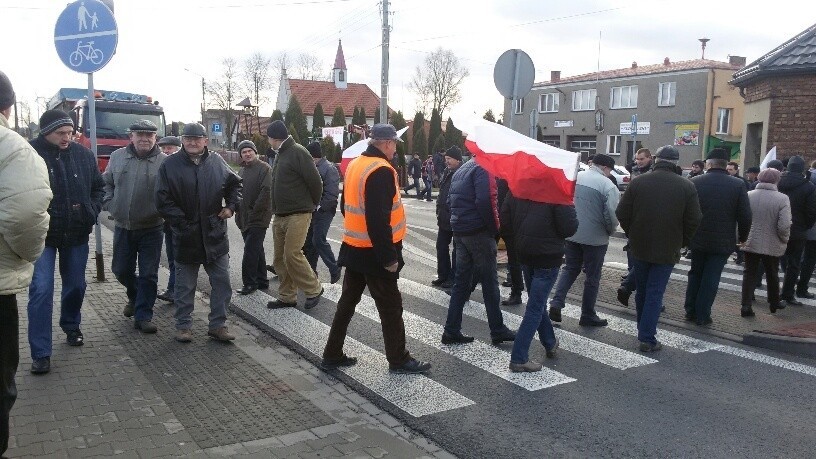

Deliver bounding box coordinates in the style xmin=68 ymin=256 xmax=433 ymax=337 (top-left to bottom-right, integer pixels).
xmin=412 ymin=128 xmax=428 ymax=160
xmin=358 ymin=106 xmax=367 ymax=126
xmin=331 ymin=107 xmax=346 ymax=126
xmin=410 ymin=111 xmax=425 ymax=159
xmin=284 ymin=95 xmax=309 ymax=144
xmin=483 ymin=109 xmax=496 ymax=122
xmin=427 ymin=108 xmax=442 ymax=153
xmin=313 ymin=103 xmax=325 ymax=130
xmin=373 ymin=106 xmax=382 ymax=125
xmin=391 ymin=111 xmax=408 ymax=167
xmin=288 ymin=123 xmax=301 ymax=145
xmin=320 ymin=135 xmax=336 ymax=162
xmin=431 ymin=133 xmax=445 ymax=155
xmin=271 ymin=109 xmax=284 ymax=122
xmin=251 ymin=133 xmax=270 ymax=158
xmin=352 ymin=106 xmax=362 ymax=125
xmin=444 ymin=117 xmax=464 ymax=150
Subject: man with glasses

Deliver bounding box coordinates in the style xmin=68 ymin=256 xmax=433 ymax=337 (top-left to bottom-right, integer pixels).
xmin=103 ymin=120 xmax=167 ymax=333
xmin=156 ymin=123 xmax=242 ymax=343
xmin=27 ymin=109 xmax=105 ymax=374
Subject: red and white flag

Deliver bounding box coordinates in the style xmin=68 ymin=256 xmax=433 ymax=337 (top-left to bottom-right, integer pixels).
xmin=454 ymin=115 xmax=580 ymax=205
xmin=339 ymin=126 xmax=408 ymax=176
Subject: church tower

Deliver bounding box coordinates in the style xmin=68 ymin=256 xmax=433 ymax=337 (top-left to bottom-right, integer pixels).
xmin=332 ymin=40 xmax=348 ymax=89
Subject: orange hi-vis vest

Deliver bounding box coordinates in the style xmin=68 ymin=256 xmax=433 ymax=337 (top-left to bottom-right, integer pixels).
xmin=342 ymin=155 xmax=406 ymax=248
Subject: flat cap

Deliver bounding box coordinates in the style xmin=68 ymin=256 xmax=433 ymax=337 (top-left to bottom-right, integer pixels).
xmin=655 ymin=145 xmax=679 ymax=161
xmin=128 ymin=119 xmax=158 ymax=132
xmin=370 ymin=123 xmax=403 ymax=142
xmin=706 ymin=148 xmax=730 ymax=161
xmin=181 ymin=123 xmax=206 ymax=137
xmin=157 ymin=136 xmax=182 ymax=147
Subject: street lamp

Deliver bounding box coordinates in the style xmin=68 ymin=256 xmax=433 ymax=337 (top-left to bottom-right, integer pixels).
xmin=184 ymin=68 xmax=206 ymax=125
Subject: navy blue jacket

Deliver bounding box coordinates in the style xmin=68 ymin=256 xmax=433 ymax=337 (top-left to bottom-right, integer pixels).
xmin=505 ymin=193 xmax=578 ymax=268
xmin=689 ymin=169 xmax=752 ymax=254
xmin=778 ymin=172 xmax=816 ymax=241
xmin=447 ymin=159 xmax=499 ymax=236
xmin=30 ymin=137 xmax=104 ymax=248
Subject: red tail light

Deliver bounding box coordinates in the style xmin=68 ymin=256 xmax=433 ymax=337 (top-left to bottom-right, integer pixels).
xmin=623 ymin=176 xmax=630 ymax=182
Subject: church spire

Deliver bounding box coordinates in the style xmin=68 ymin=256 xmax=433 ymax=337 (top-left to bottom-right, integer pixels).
xmin=332 ymin=39 xmax=348 ymax=89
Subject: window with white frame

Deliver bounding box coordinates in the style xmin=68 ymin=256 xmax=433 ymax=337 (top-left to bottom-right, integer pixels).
xmin=539 ymin=93 xmax=559 ymax=113
xmin=717 ymin=108 xmax=731 ymax=134
xmin=610 ymin=85 xmax=638 ymax=109
xmin=572 ymin=89 xmax=596 ymax=111
xmin=658 ymin=82 xmax=676 ymax=106
xmin=607 ymin=135 xmax=623 ymax=155
xmin=513 ymin=98 xmax=524 ymax=114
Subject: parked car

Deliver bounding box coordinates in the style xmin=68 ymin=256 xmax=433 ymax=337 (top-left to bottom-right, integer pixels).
xmin=577 ymin=162 xmax=630 ymax=191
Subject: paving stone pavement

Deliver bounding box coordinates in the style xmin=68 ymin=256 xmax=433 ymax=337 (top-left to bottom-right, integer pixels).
xmin=7 ymin=244 xmax=453 ymax=458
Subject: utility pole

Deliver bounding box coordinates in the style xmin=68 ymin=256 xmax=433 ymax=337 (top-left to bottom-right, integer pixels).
xmin=379 ymin=0 xmax=390 ymax=124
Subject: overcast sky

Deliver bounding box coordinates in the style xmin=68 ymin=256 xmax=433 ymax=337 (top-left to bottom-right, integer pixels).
xmin=3 ymin=0 xmax=813 ymax=126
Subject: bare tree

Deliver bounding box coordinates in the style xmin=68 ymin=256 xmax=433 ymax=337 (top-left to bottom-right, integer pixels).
xmin=207 ymin=57 xmax=239 ymax=148
xmin=294 ymin=52 xmax=327 ymax=81
xmin=409 ymin=47 xmax=470 ymax=116
xmin=269 ymin=51 xmax=290 ymax=91
xmin=242 ymin=52 xmax=271 ymax=110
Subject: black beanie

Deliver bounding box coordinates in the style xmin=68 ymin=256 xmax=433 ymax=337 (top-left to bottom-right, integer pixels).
xmin=306 ymin=141 xmax=322 ymax=158
xmin=445 ymin=145 xmax=463 ymax=161
xmin=40 ymin=109 xmax=74 ymax=136
xmin=266 ymin=120 xmax=288 ymax=139
xmin=0 ymin=71 xmax=14 ymax=111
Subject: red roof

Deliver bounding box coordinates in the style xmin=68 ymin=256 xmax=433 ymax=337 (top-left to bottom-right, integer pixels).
xmin=287 ymin=79 xmax=390 ymax=117
xmin=333 ymin=40 xmax=347 ymax=70
xmin=537 ymin=59 xmax=742 ymax=86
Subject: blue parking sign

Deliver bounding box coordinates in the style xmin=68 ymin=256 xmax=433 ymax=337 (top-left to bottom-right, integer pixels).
xmin=54 ymin=0 xmax=118 ymax=73
xmin=212 ymin=123 xmax=222 ymax=133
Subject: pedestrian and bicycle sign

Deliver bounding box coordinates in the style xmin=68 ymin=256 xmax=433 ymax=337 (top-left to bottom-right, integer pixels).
xmin=54 ymin=0 xmax=118 ymax=73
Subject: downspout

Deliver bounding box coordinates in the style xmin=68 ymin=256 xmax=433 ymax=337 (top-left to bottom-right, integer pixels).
xmin=703 ymin=69 xmax=716 ymax=158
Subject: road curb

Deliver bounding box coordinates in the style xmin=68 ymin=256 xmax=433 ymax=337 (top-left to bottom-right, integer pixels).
xmin=742 ymin=331 xmax=816 ymax=359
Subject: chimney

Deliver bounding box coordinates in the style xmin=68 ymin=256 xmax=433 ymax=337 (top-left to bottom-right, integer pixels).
xmin=631 ymin=61 xmax=637 ymax=69
xmin=729 ymin=55 xmax=747 ymax=67
xmin=663 ymin=57 xmax=671 ymax=66
xmin=551 ymin=71 xmax=561 ymax=82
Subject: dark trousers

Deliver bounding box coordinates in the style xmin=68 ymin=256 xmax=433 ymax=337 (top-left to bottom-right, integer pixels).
xmin=742 ymin=252 xmax=780 ymax=306
xmin=435 ymin=228 xmax=456 ymax=281
xmin=797 ymin=240 xmax=816 ymax=294
xmin=549 ymin=241 xmax=608 ymax=317
xmin=620 ymin=246 xmax=637 ymax=292
xmin=781 ymin=239 xmax=806 ymax=299
xmin=323 ymin=269 xmax=410 ymax=367
xmin=418 ymin=177 xmax=433 ymax=200
xmin=404 ymin=176 xmax=420 ymax=195
xmin=241 ymin=227 xmax=269 ymax=288
xmin=504 ymin=235 xmax=524 ymax=295
xmin=683 ymin=250 xmax=729 ymax=322
xmin=111 ymin=226 xmax=163 ymax=322
xmin=303 ymin=210 xmax=340 ymax=278
xmin=0 ymin=295 xmax=17 ymax=458
xmin=163 ymin=226 xmax=175 ymax=292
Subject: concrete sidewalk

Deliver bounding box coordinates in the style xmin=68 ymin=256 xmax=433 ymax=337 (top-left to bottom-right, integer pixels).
xmin=7 ymin=243 xmax=452 ymax=458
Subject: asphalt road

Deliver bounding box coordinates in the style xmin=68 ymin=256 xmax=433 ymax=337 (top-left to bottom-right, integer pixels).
xmin=102 ymin=196 xmax=816 ymax=458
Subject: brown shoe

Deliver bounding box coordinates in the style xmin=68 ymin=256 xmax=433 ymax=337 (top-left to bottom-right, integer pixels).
xmin=208 ymin=327 xmax=235 ymax=342
xmin=175 ymin=329 xmax=192 ymax=343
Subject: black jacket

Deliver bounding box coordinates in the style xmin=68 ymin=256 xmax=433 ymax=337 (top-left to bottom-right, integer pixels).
xmin=155 ymin=148 xmax=243 ymax=264
xmin=435 ymin=166 xmax=457 ymax=231
xmin=505 ymin=193 xmax=577 ymax=268
xmin=777 ymin=172 xmax=816 ymax=241
xmin=407 ymin=157 xmax=421 ymax=178
xmin=448 ymin=159 xmax=499 ymax=236
xmin=30 ymin=137 xmax=104 ymax=248
xmin=689 ymin=169 xmax=752 ymax=254
xmin=337 ymin=146 xmax=404 ymax=279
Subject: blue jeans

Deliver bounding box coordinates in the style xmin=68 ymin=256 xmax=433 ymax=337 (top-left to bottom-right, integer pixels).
xmin=683 ymin=250 xmax=729 ymax=321
xmin=27 ymin=243 xmax=89 ymax=359
xmin=304 ymin=210 xmax=340 ymax=278
xmin=444 ymin=234 xmax=509 ymax=337
xmin=549 ymin=241 xmax=608 ymax=317
xmin=111 ymin=226 xmax=163 ymax=322
xmin=435 ymin=228 xmax=456 ymax=281
xmin=418 ymin=177 xmax=433 ymax=199
xmin=164 ymin=226 xmax=175 ymax=291
xmin=631 ymin=257 xmax=674 ymax=345
xmin=621 ymin=247 xmax=637 ymax=292
xmin=510 ymin=266 xmax=559 ymax=364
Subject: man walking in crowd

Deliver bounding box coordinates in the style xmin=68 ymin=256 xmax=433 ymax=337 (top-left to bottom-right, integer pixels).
xmin=796 ymin=162 xmax=816 ymax=299
xmin=727 ymin=161 xmax=750 ymax=189
xmin=28 ymin=109 xmax=104 ymax=374
xmin=617 ymin=147 xmax=654 ymax=305
xmin=155 ymin=123 xmax=242 ymax=343
xmin=684 ymin=148 xmax=751 ymax=325
xmin=617 ymin=145 xmax=701 ymax=352
xmin=504 ymin=185 xmax=578 ymax=372
xmin=442 ymin=154 xmax=516 ymax=346
xmin=103 ymin=120 xmax=167 ymax=333
xmin=265 ymin=120 xmax=324 ymax=309
xmin=322 ymin=124 xmax=431 ymax=374
xmin=548 ymin=153 xmax=620 ymax=327
xmin=630 ymin=147 xmax=652 ymax=177
xmin=303 ymin=141 xmax=341 ymax=284
xmin=745 ymin=166 xmax=760 ymax=190
xmin=432 ymin=146 xmax=463 ymax=289
xmin=418 ymin=153 xmax=434 ymax=201
xmin=0 ymin=70 xmax=51 ymax=456
xmin=156 ymin=136 xmax=181 ymax=303
xmin=688 ymin=160 xmax=705 ymax=178
xmin=498 ymin=178 xmax=524 ymax=306
xmin=404 ymin=153 xmax=421 ymax=197
xmin=777 ymin=155 xmax=816 ymax=306
xmin=234 ymin=140 xmax=272 ymax=295
xmin=433 ymin=148 xmax=445 ymax=187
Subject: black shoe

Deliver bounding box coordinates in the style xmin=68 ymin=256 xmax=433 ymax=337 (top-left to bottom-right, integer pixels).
xmin=66 ymin=330 xmax=84 ymax=346
xmin=266 ymin=265 xmax=277 ymax=275
xmin=639 ymin=341 xmax=663 ymax=352
xmin=431 ymin=278 xmax=448 ymax=286
xmin=123 ymin=299 xmax=135 ymax=317
xmin=156 ymin=289 xmax=174 ymax=303
xmin=684 ymin=312 xmax=697 ymax=322
xmin=320 ymin=354 xmax=358 ymax=370
xmin=770 ymin=302 xmax=783 ymax=313
xmin=491 ymin=329 xmax=516 ymax=345
xmin=740 ymin=306 xmax=755 ymax=317
xmin=134 ymin=320 xmax=158 ymax=333
xmin=330 ymin=270 xmax=342 ymax=284
xmin=236 ymin=285 xmax=257 ymax=295
xmin=30 ymin=357 xmax=50 ymax=374
xmin=501 ymin=279 xmax=513 ymax=287
xmin=305 ymin=287 xmax=324 ymax=310
xmin=783 ymin=297 xmax=803 ymax=306
xmin=257 ymin=283 xmax=270 ymax=290
xmin=548 ymin=308 xmax=562 ymax=323
xmin=389 ymin=358 xmax=432 ymax=374
xmin=696 ymin=318 xmax=713 ymax=326
xmin=796 ymin=291 xmax=816 ymax=299
xmin=617 ymin=287 xmax=631 ymax=306
xmin=441 ymin=280 xmax=454 ymax=289
xmin=501 ymin=294 xmax=522 ymax=306
xmin=579 ymin=315 xmax=609 ymax=327
xmin=267 ymin=299 xmax=296 ymax=309
xmin=441 ymin=333 xmax=475 ymax=345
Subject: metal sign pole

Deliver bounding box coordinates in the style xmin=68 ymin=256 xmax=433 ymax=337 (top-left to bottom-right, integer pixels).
xmin=88 ymin=73 xmax=104 ymax=281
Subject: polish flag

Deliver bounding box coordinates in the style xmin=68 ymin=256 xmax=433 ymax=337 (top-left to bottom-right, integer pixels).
xmin=454 ymin=115 xmax=580 ymax=205
xmin=339 ymin=126 xmax=409 ymax=176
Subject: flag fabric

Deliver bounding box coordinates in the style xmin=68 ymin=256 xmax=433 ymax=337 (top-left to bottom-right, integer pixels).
xmin=454 ymin=115 xmax=580 ymax=205
xmin=339 ymin=126 xmax=408 ymax=176
xmin=759 ymin=146 xmax=777 ymax=170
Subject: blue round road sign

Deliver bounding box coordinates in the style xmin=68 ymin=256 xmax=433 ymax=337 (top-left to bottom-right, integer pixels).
xmin=54 ymin=0 xmax=118 ymax=73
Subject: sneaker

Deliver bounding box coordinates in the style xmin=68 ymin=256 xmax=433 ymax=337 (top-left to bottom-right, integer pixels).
xmin=134 ymin=320 xmax=158 ymax=334
xmin=267 ymin=299 xmax=297 ymax=309
xmin=501 ymin=294 xmax=522 ymax=306
xmin=156 ymin=289 xmax=174 ymax=303
xmin=123 ymin=299 xmax=135 ymax=317
xmin=491 ymin=329 xmax=516 ymax=345
xmin=208 ymin=327 xmax=235 ymax=342
xmin=389 ymin=358 xmax=432 ymax=374
xmin=66 ymin=330 xmax=84 ymax=346
xmin=545 ymin=338 xmax=560 ymax=358
xmin=548 ymin=307 xmax=562 ymax=323
xmin=578 ymin=315 xmax=608 ymax=327
xmin=30 ymin=357 xmax=50 ymax=375
xmin=320 ymin=354 xmax=358 ymax=370
xmin=175 ymin=329 xmax=193 ymax=343
xmin=330 ymin=270 xmax=342 ymax=284
xmin=639 ymin=341 xmax=663 ymax=353
xmin=441 ymin=333 xmax=475 ymax=345
xmin=509 ymin=361 xmax=542 ymax=372
xmin=305 ymin=288 xmax=324 ymax=310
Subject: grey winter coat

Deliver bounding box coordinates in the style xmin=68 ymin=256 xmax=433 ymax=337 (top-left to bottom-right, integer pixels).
xmin=103 ymin=144 xmax=167 ymax=230
xmin=742 ymin=183 xmax=792 ymax=257
xmin=236 ymin=157 xmax=272 ymax=230
xmin=568 ymin=165 xmax=619 ymax=246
